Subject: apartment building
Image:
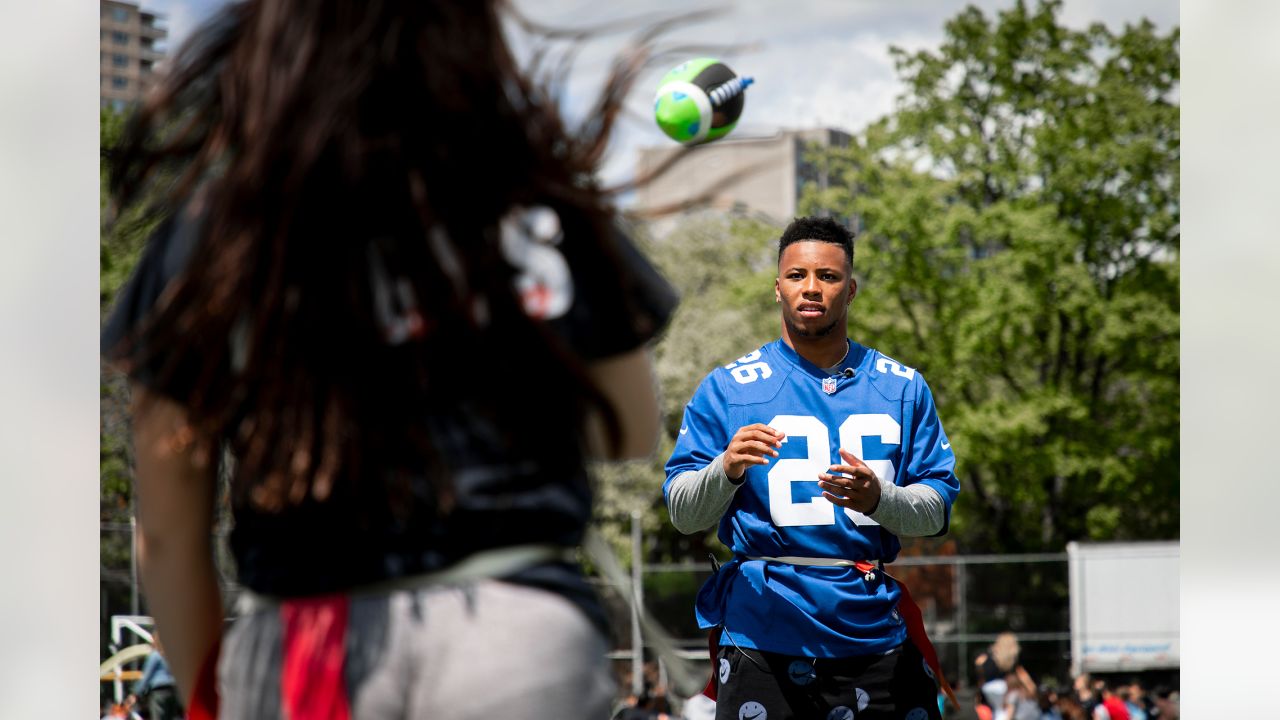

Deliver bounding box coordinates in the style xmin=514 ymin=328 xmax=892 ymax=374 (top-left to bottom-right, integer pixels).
xmin=100 ymin=0 xmax=167 ymax=112
xmin=633 ymin=127 xmax=853 ymax=232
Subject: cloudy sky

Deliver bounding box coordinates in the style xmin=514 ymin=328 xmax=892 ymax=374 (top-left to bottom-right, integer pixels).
xmin=141 ymin=0 xmax=1178 ymax=187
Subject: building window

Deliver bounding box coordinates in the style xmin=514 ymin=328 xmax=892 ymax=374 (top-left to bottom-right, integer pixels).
xmin=113 ymin=54 xmax=128 ymax=68
xmin=112 ymin=31 xmax=129 ymax=44
xmin=140 ymin=59 xmax=154 ymax=74
xmin=112 ymin=76 xmax=128 ymax=89
xmin=112 ymin=7 xmax=130 ymax=22
xmin=112 ymin=99 xmax=129 ymax=113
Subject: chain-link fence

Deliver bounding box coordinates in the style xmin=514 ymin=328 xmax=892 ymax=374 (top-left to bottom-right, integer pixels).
xmin=101 ymin=521 xmax=1176 ymax=718
xmin=593 ymin=553 xmax=1076 ymax=705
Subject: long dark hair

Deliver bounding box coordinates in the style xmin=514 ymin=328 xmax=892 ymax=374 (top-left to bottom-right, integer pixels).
xmin=106 ymin=0 xmax=656 ymax=513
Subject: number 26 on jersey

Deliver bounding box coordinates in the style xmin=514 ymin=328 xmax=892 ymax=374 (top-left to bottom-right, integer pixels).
xmin=766 ymin=413 xmax=900 ymax=528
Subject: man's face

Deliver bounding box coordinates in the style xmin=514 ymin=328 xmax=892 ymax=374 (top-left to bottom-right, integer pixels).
xmin=775 ymin=240 xmax=855 ymax=340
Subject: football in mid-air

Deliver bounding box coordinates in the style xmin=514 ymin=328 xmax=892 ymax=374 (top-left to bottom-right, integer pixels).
xmin=653 ymin=58 xmax=753 ymax=145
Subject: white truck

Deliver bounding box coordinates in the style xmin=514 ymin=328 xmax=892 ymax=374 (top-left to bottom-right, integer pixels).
xmin=1067 ymin=540 xmax=1179 ymax=676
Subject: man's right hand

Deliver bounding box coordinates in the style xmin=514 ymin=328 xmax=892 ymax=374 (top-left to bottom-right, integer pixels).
xmin=723 ymin=424 xmax=786 ymax=480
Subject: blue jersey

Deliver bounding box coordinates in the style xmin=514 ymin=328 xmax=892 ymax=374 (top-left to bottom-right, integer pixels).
xmin=664 ymin=338 xmax=959 ymax=657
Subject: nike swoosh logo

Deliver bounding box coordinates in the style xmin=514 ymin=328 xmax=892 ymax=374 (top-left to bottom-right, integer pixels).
xmin=941 ymin=442 xmax=951 ymax=449
xmin=679 ymin=427 xmax=688 ymax=435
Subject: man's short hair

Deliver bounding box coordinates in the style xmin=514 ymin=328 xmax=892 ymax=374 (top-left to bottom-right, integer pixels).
xmin=778 ymin=216 xmax=855 ymax=267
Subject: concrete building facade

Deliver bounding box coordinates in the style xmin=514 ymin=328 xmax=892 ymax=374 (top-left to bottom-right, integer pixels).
xmin=633 ymin=128 xmax=853 ymax=230
xmin=100 ymin=0 xmax=167 ymax=112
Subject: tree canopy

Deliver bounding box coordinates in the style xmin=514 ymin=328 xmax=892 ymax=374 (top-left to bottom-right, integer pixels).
xmin=800 ymin=0 xmax=1179 ymax=552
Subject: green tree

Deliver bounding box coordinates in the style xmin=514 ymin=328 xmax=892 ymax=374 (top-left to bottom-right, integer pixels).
xmin=100 ymin=109 xmax=158 ymax=310
xmin=590 ymin=213 xmax=781 ymax=565
xmin=801 ymin=0 xmax=1179 ymax=553
xmin=101 ymin=107 xmax=158 ymax=526
xmin=586 ymin=212 xmax=784 ymax=639
xmin=101 ymin=107 xmax=168 ymax=657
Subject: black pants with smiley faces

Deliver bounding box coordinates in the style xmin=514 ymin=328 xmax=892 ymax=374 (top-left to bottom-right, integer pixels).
xmin=713 ymin=642 xmax=942 ymax=720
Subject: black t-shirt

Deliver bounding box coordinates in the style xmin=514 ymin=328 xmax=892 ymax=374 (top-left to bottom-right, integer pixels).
xmin=102 ymin=205 xmax=676 ymax=614
xmin=978 ymin=656 xmax=1005 ymax=685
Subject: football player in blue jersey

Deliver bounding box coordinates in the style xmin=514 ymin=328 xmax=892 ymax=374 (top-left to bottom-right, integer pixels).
xmin=665 ymin=216 xmax=960 ymax=720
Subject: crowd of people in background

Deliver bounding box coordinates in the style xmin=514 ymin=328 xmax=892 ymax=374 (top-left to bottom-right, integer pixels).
xmin=611 ymin=662 xmax=676 ymax=720
xmin=609 ymin=635 xmax=1181 ymax=720
xmin=1046 ymin=673 xmax=1181 ymax=720
xmin=977 ymin=671 xmax=1182 ymax=720
xmin=973 ymin=633 xmax=1179 ymax=720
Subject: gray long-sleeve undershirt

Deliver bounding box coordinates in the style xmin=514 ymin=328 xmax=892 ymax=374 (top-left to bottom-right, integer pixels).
xmin=666 ymin=451 xmax=945 ymax=538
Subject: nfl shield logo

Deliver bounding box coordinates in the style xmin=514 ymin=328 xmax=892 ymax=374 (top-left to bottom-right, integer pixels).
xmin=822 ymin=376 xmax=838 ymax=395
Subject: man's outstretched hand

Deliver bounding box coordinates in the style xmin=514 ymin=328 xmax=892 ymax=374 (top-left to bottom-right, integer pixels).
xmin=818 ymin=447 xmax=881 ymax=514
xmin=722 ymin=424 xmax=785 ymax=480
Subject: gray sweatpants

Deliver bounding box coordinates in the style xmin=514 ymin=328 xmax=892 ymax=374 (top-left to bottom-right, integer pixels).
xmin=218 ymin=580 xmax=616 ymax=719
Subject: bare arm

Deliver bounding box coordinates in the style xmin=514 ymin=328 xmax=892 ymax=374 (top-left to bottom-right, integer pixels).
xmin=130 ymin=387 xmax=224 ymax=699
xmin=1015 ymin=665 xmax=1037 ymax=694
xmin=584 ymin=347 xmax=662 ymax=460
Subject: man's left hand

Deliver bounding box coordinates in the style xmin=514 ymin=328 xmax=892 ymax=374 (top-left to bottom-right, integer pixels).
xmin=818 ymin=448 xmax=881 ymax=514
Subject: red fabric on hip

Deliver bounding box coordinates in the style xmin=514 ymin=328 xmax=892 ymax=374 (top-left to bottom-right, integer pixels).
xmin=186 ymin=638 xmax=222 ymax=720
xmin=857 ymin=561 xmax=959 ymax=711
xmin=280 ymin=595 xmax=352 ymax=720
xmin=701 ymin=628 xmax=719 ymax=701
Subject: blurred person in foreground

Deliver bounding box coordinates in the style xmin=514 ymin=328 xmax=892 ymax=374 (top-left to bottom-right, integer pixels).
xmin=101 ymin=1 xmax=677 ymax=717
xmin=664 ymin=217 xmax=961 ymax=719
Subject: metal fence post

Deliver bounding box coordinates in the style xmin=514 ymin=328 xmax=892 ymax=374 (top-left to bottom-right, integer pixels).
xmin=955 ymin=557 xmax=968 ymax=690
xmin=130 ymin=513 xmax=139 ymax=616
xmin=631 ymin=510 xmax=644 ymax=697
